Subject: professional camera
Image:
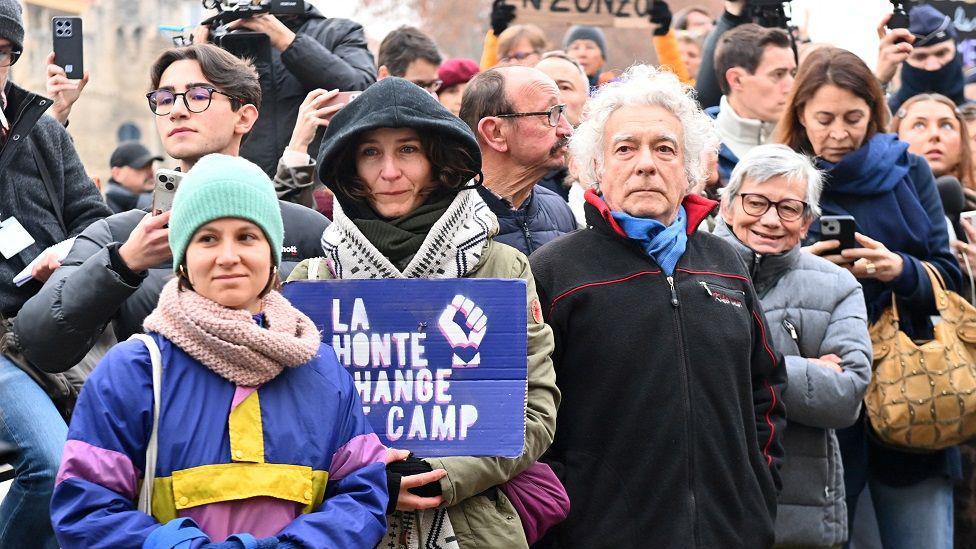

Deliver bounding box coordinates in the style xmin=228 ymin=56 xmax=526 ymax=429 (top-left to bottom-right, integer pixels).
xmin=201 ymin=0 xmax=305 ymax=59
xmin=746 ymin=0 xmax=792 ymax=30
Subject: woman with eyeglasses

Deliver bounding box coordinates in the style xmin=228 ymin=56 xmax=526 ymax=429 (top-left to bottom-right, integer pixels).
xmin=778 ymin=46 xmax=961 ymax=549
xmin=715 ymin=144 xmax=871 ymax=548
xmin=287 ymin=76 xmax=559 ymax=548
xmin=495 ymin=24 xmax=547 ymax=67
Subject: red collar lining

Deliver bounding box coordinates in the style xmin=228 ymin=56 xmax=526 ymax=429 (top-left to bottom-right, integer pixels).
xmin=584 ymin=189 xmax=717 ymax=236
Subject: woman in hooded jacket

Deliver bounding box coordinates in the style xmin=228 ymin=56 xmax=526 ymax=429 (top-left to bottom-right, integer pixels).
xmin=287 ymin=77 xmax=560 ymax=548
xmin=50 ymin=154 xmax=388 ymax=548
xmin=777 ymin=46 xmax=961 ymax=549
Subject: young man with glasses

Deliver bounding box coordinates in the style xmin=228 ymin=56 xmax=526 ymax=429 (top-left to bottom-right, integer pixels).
xmin=14 ymin=44 xmax=328 ymax=379
xmin=376 ymin=26 xmax=443 ymax=94
xmin=459 ymin=66 xmax=577 ymax=255
xmin=0 ymin=2 xmax=112 ymax=548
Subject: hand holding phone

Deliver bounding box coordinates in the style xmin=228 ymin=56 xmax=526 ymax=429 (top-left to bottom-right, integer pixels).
xmin=52 ymin=17 xmax=83 ymax=80
xmin=152 ymin=169 xmax=184 ymax=216
xmin=819 ymin=215 xmax=857 ymax=255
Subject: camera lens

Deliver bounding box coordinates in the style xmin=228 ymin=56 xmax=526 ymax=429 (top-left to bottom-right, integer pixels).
xmin=164 ymin=182 xmax=175 ymax=191
xmin=158 ymin=174 xmax=167 ymax=183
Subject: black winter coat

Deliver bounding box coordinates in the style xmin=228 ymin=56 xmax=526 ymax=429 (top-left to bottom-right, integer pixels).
xmin=531 ymin=192 xmax=787 ymax=549
xmin=477 ymin=185 xmax=576 ymax=256
xmin=14 ymin=201 xmax=328 ymax=372
xmin=240 ymin=6 xmax=375 ymax=176
xmin=0 ymin=81 xmax=111 ymax=317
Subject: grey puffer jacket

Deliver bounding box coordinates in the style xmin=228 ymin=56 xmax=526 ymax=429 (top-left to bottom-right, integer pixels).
xmin=714 ymin=220 xmax=872 ymax=547
xmin=14 ymin=200 xmax=328 ymax=373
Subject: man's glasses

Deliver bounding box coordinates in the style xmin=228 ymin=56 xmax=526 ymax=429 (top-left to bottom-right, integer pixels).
xmin=0 ymin=49 xmax=21 ymax=67
xmin=500 ymin=50 xmax=541 ymax=64
xmin=146 ymin=86 xmax=240 ymax=116
xmin=495 ymin=104 xmax=566 ymax=127
xmin=738 ymin=193 xmax=809 ymax=222
xmin=410 ymin=79 xmax=443 ymax=93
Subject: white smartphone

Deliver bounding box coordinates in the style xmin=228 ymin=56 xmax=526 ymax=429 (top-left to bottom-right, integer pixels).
xmin=152 ymin=169 xmax=183 ymax=215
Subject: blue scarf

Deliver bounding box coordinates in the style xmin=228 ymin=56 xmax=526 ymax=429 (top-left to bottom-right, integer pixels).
xmin=611 ymin=206 xmax=688 ymax=275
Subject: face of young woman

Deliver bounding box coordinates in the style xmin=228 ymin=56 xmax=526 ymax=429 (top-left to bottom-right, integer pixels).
xmin=184 ymin=218 xmax=273 ymax=314
xmin=897 ymin=100 xmax=963 ymax=178
xmin=799 ymin=84 xmax=871 ymax=163
xmin=355 ymin=127 xmax=435 ymax=219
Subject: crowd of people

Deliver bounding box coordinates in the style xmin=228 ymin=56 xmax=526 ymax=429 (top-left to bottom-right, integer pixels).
xmin=5 ymin=0 xmax=976 ymax=547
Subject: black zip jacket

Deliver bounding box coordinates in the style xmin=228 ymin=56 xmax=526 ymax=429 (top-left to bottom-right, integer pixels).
xmin=531 ymin=191 xmax=787 ymax=549
xmin=0 ymin=81 xmax=111 ymax=317
xmin=239 ymin=6 xmax=376 ymax=176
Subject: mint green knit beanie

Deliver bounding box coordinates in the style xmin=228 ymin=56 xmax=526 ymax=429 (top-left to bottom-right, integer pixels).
xmin=169 ymin=154 xmax=283 ymax=271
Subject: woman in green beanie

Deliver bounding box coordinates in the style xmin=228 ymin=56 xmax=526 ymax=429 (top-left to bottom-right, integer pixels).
xmin=287 ymin=77 xmax=560 ymax=548
xmin=50 ymin=154 xmax=388 ymax=548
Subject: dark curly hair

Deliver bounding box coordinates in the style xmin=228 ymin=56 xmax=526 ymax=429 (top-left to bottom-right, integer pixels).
xmin=327 ymin=129 xmax=479 ymax=205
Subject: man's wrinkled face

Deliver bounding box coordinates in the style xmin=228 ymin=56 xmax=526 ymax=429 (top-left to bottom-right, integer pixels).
xmin=501 ymin=73 xmax=573 ymax=170
xmin=598 ymin=104 xmax=689 ymax=223
xmin=535 ymin=57 xmax=588 ymax=126
xmin=907 ymin=40 xmax=956 ymax=71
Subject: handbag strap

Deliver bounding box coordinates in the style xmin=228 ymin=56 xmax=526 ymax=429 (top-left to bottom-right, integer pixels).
xmin=130 ymin=333 xmax=162 ymax=516
xmin=30 ymin=140 xmax=67 ymax=235
xmin=921 ymin=262 xmax=950 ymax=312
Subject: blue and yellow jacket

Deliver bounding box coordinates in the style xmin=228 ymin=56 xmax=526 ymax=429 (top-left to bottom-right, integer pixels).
xmin=51 ymin=333 xmax=388 ymax=548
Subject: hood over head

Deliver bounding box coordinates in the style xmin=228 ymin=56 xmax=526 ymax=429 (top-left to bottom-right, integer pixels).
xmin=316 ymin=77 xmax=482 ymax=218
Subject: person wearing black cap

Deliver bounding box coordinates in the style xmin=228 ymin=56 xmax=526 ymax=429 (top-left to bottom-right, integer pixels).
xmin=563 ymin=25 xmax=614 ymax=89
xmin=0 ymin=1 xmax=112 ymax=548
xmin=287 ymin=76 xmax=559 ymax=549
xmin=104 ymin=141 xmax=163 ymax=214
xmin=877 ymin=4 xmax=969 ymax=112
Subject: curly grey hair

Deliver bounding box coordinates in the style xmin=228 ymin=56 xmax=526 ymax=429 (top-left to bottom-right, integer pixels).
xmin=569 ymin=64 xmax=718 ymax=191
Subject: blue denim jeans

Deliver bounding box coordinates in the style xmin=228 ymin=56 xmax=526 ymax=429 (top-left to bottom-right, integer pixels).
xmin=867 ymin=475 xmax=953 ymax=549
xmin=0 ymin=355 xmax=66 ymax=549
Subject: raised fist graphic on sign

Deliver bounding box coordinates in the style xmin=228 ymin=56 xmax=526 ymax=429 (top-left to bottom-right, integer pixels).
xmin=437 ymin=294 xmax=488 ymax=367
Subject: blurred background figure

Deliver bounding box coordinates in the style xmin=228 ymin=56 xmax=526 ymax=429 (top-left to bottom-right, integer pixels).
xmin=104 ymin=141 xmax=163 ymax=214
xmin=436 ymin=58 xmax=479 ymax=116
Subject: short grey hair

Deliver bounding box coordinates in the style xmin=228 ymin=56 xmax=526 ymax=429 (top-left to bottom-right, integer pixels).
xmin=569 ymin=64 xmax=718 ymax=190
xmin=720 ymin=144 xmax=824 ymax=218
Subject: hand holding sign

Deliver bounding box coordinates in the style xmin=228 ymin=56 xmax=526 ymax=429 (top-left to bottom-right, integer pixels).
xmin=438 ymin=295 xmax=488 ymax=367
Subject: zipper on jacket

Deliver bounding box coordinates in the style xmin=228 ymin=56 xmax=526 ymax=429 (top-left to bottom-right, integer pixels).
xmin=665 ymin=273 xmax=700 ymax=546
xmin=751 ymin=252 xmax=762 ymax=280
xmin=520 ymin=219 xmax=535 ymax=254
xmin=783 ymin=319 xmax=799 ymax=343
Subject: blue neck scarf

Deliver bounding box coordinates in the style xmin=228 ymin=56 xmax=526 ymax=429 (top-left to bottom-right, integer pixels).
xmin=611 ymin=206 xmax=688 ymax=275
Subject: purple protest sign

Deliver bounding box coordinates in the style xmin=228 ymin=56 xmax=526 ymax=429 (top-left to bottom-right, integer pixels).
xmin=282 ymin=279 xmax=528 ymax=458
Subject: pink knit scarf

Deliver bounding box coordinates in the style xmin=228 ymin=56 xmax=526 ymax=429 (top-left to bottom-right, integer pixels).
xmin=143 ymin=279 xmax=322 ymax=387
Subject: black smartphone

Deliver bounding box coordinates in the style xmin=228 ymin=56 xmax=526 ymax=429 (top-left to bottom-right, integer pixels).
xmin=52 ymin=16 xmax=84 ymax=80
xmin=819 ymin=215 xmax=857 ymax=254
xmin=152 ymin=169 xmax=184 ymax=216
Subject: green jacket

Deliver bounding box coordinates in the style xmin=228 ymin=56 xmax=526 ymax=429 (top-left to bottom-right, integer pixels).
xmin=287 ymin=241 xmax=560 ymax=547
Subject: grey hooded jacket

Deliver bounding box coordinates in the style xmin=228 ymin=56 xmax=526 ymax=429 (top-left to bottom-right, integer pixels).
xmin=714 ymin=220 xmax=872 ymax=547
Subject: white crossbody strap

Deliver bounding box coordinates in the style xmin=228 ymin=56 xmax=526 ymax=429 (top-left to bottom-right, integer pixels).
xmin=129 ymin=333 xmax=162 ymax=515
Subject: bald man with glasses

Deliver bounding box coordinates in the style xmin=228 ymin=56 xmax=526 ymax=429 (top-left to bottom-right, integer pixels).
xmin=459 ymin=66 xmax=578 ymax=256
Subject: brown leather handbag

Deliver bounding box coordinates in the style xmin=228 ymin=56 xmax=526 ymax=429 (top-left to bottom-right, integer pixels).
xmin=866 ymin=262 xmax=976 ymax=450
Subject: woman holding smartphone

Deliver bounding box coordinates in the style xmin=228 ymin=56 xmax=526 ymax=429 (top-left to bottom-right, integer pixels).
xmin=776 ymin=46 xmax=961 ymax=549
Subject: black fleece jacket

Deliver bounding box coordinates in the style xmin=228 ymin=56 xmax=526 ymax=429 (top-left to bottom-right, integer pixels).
xmin=531 ymin=192 xmax=786 ymax=549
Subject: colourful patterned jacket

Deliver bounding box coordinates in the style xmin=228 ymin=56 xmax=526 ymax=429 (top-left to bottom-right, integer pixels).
xmin=51 ymin=333 xmax=387 ymax=548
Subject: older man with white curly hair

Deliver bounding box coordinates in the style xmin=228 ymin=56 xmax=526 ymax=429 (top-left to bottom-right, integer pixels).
xmin=531 ymin=65 xmax=787 ymax=549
